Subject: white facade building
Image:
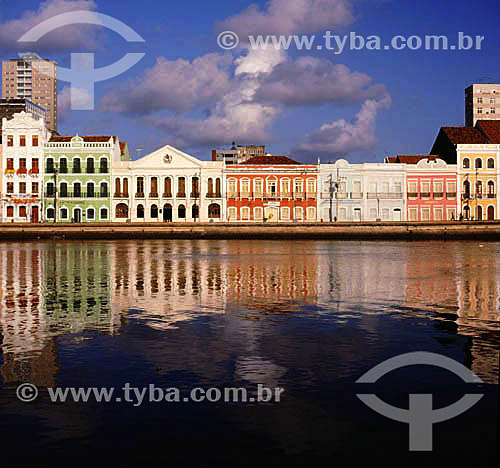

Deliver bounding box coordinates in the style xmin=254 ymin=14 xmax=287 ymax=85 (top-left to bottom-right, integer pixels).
xmin=319 ymin=160 xmax=406 ymax=222
xmin=1 ymin=111 xmax=50 ymax=222
xmin=112 ymin=144 xmax=225 ymax=222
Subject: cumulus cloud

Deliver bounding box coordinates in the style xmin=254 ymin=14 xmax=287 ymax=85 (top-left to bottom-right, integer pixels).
xmin=293 ymin=96 xmax=391 ymax=157
xmin=218 ymin=0 xmax=355 ymax=38
xmin=253 ymin=56 xmax=389 ymax=106
xmin=146 ymin=48 xmax=285 ymax=147
xmin=58 ymin=86 xmax=94 ymax=120
xmin=99 ymin=54 xmax=234 ymax=115
xmin=0 ymin=0 xmax=98 ymax=52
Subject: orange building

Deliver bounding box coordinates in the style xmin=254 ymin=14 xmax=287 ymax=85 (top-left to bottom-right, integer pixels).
xmin=224 ymin=155 xmax=319 ymax=222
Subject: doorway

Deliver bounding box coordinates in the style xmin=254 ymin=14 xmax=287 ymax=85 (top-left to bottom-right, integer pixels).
xmin=32 ymin=206 xmax=39 ymax=223
xmin=74 ymin=208 xmax=82 ymax=223
xmin=488 ymin=205 xmax=495 ymax=221
xmin=163 ymin=203 xmax=172 ymax=222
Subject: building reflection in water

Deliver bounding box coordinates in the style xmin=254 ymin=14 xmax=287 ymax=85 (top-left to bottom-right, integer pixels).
xmin=0 ymin=241 xmax=498 ymax=386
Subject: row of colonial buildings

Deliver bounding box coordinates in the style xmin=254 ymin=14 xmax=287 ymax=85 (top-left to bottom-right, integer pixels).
xmin=2 ymin=106 xmax=500 ymax=223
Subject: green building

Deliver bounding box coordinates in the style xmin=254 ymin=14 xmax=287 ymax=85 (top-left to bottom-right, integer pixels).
xmin=43 ymin=135 xmax=121 ymax=222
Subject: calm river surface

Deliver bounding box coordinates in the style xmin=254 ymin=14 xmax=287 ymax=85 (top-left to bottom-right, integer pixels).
xmin=0 ymin=240 xmax=498 ymax=466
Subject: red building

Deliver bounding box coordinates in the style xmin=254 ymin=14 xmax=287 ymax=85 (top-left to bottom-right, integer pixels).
xmin=224 ymin=156 xmax=319 ymax=222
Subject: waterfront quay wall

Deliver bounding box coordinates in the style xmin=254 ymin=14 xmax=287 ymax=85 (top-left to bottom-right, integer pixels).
xmin=2 ymin=222 xmax=500 ymax=241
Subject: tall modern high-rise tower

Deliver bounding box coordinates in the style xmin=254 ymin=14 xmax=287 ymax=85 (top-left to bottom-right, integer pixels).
xmin=465 ymin=83 xmax=500 ymax=127
xmin=1 ymin=53 xmax=57 ymax=132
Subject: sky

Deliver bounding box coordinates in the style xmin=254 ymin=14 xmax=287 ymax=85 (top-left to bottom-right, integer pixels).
xmin=1 ymin=0 xmax=499 ymax=163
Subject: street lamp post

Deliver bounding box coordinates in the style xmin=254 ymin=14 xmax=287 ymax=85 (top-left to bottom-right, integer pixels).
xmin=53 ymin=162 xmax=58 ymax=224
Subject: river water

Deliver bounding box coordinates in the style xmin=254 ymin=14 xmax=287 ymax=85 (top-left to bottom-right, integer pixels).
xmin=0 ymin=240 xmax=498 ymax=466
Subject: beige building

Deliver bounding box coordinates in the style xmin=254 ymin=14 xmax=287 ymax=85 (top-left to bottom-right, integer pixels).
xmin=465 ymin=84 xmax=500 ymax=126
xmin=2 ymin=53 xmax=57 ymax=132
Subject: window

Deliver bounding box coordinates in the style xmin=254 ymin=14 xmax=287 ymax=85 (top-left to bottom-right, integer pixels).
xmin=73 ymin=158 xmax=81 ymax=173
xmin=434 ymin=208 xmax=443 ymax=221
xmin=447 ymin=208 xmax=457 ymax=221
xmin=32 ymin=182 xmax=39 ymax=194
xmin=137 ymin=177 xmax=144 ymax=197
xmin=137 ymin=204 xmax=145 ymax=218
xmin=408 ymin=180 xmax=418 ymax=197
xmin=447 ymin=181 xmax=457 ymax=198
xmin=294 ymin=180 xmax=303 ymax=195
xmin=353 ymin=181 xmax=362 ymax=194
xmin=177 ymin=177 xmax=186 ymax=197
xmin=151 ymin=205 xmax=158 ymax=218
xmin=382 ymin=208 xmax=390 ymax=220
xmin=123 ymin=178 xmax=129 ymax=197
xmin=19 ymin=182 xmax=26 ymax=194
xmin=60 ymin=208 xmax=68 ymax=220
xmin=87 ymin=208 xmax=95 ymax=220
xmin=7 ymin=182 xmax=14 ymax=194
xmin=254 ymin=179 xmax=263 ymax=196
xmin=47 ymin=208 xmax=55 ymax=219
xmin=491 ymin=108 xmax=496 ymax=114
xmin=478 ymin=108 xmax=483 ymax=114
xmin=32 ymin=135 xmax=38 ymax=146
xmin=20 ymin=136 xmax=26 ymax=147
xmin=281 ymin=179 xmax=290 ymax=197
xmin=74 ymin=182 xmax=81 ymax=198
xmin=208 ymin=203 xmax=221 ymax=219
xmin=86 ymin=158 xmax=95 ymax=173
xmin=59 ymin=158 xmax=68 ymax=173
xmin=100 ymin=158 xmax=108 ymax=173
xmin=478 ymin=97 xmax=483 ymax=104
xmin=100 ymin=208 xmax=108 ymax=220
xmin=207 ymin=178 xmax=214 ymax=196
xmin=228 ymin=207 xmax=237 ymax=220
xmin=192 ymin=204 xmax=199 ymax=219
xmin=32 ymin=158 xmax=39 ymax=172
xmin=254 ymin=207 xmax=263 ymax=220
xmin=488 ymin=158 xmax=495 ymax=168
xmin=491 ymin=98 xmax=496 ymax=104
xmin=281 ymin=207 xmax=290 ymax=220
xmin=7 ymin=135 xmax=13 ymax=146
xmin=6 ymin=158 xmax=14 ymax=170
xmin=433 ymin=181 xmax=443 ymax=198
xmin=295 ymin=207 xmax=304 ymax=220
xmin=488 ymin=181 xmax=495 ymax=197
xmin=19 ymin=206 xmax=27 ymax=218
xmin=19 ymin=158 xmax=27 ymax=170
xmin=267 ymin=178 xmax=277 ymax=195
xmin=87 ymin=182 xmax=95 ymax=198
xmin=241 ymin=179 xmax=250 ymax=197
xmin=46 ymin=183 xmax=55 ymax=196
xmin=60 ymin=182 xmax=68 ymax=197
xmin=178 ymin=204 xmax=186 ymax=218
xmin=150 ymin=177 xmax=158 ymax=197
xmin=215 ymin=178 xmax=221 ymax=197
xmin=306 ymin=207 xmax=316 ymax=220
xmin=6 ymin=206 xmax=14 ymax=218
xmin=116 ymin=203 xmax=128 ymax=219
xmin=421 ymin=181 xmax=431 ymax=197
xmin=421 ymin=208 xmax=431 ymax=221
xmin=307 ymin=179 xmax=316 ymax=195
xmin=163 ymin=178 xmax=172 ymax=197
xmin=100 ymin=182 xmax=108 ymax=198
xmin=241 ymin=206 xmax=250 ymax=220
xmin=476 ymin=180 xmax=482 ymax=197
xmin=115 ymin=178 xmax=122 ymax=196
xmin=475 ymin=158 xmax=482 ymax=169
xmin=227 ymin=179 xmax=237 ymax=197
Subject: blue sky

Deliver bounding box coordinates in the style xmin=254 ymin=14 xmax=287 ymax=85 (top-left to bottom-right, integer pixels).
xmin=1 ymin=0 xmax=499 ymax=162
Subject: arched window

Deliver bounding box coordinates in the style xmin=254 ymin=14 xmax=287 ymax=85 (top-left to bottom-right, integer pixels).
xmin=60 ymin=182 xmax=68 ymax=197
xmin=191 ymin=177 xmax=200 ymax=197
xmin=47 ymin=182 xmax=55 ymax=196
xmin=87 ymin=208 xmax=95 ymax=220
xmin=151 ymin=204 xmax=158 ymax=218
xmin=463 ymin=180 xmax=470 ymax=198
xmin=488 ymin=181 xmax=495 ymax=197
xmin=137 ymin=204 xmax=144 ymax=219
xmin=59 ymin=158 xmax=68 ymax=173
xmin=73 ymin=158 xmax=81 ymax=173
xmin=100 ymin=158 xmax=108 ymax=174
xmin=177 ymin=178 xmax=186 ymax=197
xmin=150 ymin=177 xmax=158 ymax=197
xmin=116 ymin=203 xmax=128 ymax=219
xmin=115 ymin=178 xmax=121 ymax=197
xmin=136 ymin=177 xmax=144 ymax=197
xmin=476 ymin=180 xmax=482 ymax=198
xmin=463 ymin=205 xmax=470 ymax=220
xmin=463 ymin=158 xmax=470 ymax=169
xmin=207 ymin=178 xmax=214 ymax=196
xmin=178 ymin=204 xmax=186 ymax=218
xmin=227 ymin=179 xmax=237 ymax=197
xmin=100 ymin=182 xmax=108 ymax=198
xmin=123 ymin=178 xmax=129 ymax=197
xmin=208 ymin=203 xmax=220 ymax=218
xmin=100 ymin=208 xmax=108 ymax=220
xmin=86 ymin=158 xmax=95 ymax=174
xmin=164 ymin=178 xmax=172 ymax=197
xmin=74 ymin=182 xmax=81 ymax=198
xmin=192 ymin=204 xmax=199 ymax=219
xmin=215 ymin=178 xmax=221 ymax=197
xmin=488 ymin=158 xmax=495 ymax=169
xmin=46 ymin=158 xmax=55 ymax=173
xmin=87 ymin=182 xmax=95 ymax=198
xmin=475 ymin=158 xmax=482 ymax=169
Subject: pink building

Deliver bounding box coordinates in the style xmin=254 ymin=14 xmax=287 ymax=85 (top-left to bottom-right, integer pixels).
xmin=397 ymin=155 xmax=458 ymax=221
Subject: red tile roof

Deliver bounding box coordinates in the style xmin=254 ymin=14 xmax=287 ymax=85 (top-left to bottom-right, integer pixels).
xmin=49 ymin=135 xmax=118 ymax=143
xmin=385 ymin=157 xmax=397 ymax=163
xmin=440 ymin=127 xmax=489 ymax=145
xmin=120 ymin=141 xmax=127 ymax=154
xmin=242 ymin=155 xmax=301 ymax=165
xmin=476 ymin=120 xmax=500 ymax=143
xmin=396 ymin=155 xmax=440 ymax=164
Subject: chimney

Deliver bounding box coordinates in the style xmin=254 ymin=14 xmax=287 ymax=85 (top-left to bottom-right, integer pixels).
xmin=212 ymin=149 xmax=217 ymax=161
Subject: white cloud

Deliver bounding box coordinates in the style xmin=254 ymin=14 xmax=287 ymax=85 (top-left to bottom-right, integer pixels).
xmin=294 ymin=96 xmax=391 ymax=156
xmin=0 ymin=0 xmax=98 ymax=52
xmin=218 ymin=0 xmax=355 ymax=38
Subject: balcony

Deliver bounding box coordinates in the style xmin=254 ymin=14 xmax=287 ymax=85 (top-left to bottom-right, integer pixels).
xmin=99 ymin=167 xmax=109 ymax=174
xmin=163 ymin=192 xmax=173 ymax=198
xmin=114 ymin=192 xmax=129 ymax=198
xmin=407 ymin=192 xmax=418 ymax=199
xmin=367 ymin=192 xmax=403 ymax=199
xmin=461 ymin=193 xmax=472 ymax=201
xmin=135 ymin=192 xmax=145 ymax=198
xmin=45 ymin=191 xmax=109 ymax=198
xmin=176 ymin=192 xmax=186 ymax=198
xmin=206 ymin=192 xmax=222 ymax=198
xmin=149 ymin=192 xmax=159 ymax=198
xmin=446 ymin=192 xmax=457 ymax=199
xmin=487 ymin=193 xmax=496 ymax=199
xmin=321 ymin=192 xmax=334 ymax=199
xmin=420 ymin=192 xmax=431 ymax=199
xmin=434 ymin=192 xmax=444 ymax=199
xmin=191 ymin=192 xmax=200 ymax=198
xmin=350 ymin=192 xmax=363 ymax=199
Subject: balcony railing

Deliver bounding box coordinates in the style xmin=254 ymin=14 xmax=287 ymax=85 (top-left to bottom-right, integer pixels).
xmin=407 ymin=192 xmax=418 ymax=199
xmin=350 ymin=192 xmax=363 ymax=199
xmin=45 ymin=191 xmax=109 ymax=198
xmin=163 ymin=192 xmax=173 ymax=198
xmin=487 ymin=193 xmax=496 ymax=199
xmin=114 ymin=192 xmax=129 ymax=198
xmin=191 ymin=192 xmax=200 ymax=198
xmin=434 ymin=192 xmax=444 ymax=199
xmin=446 ymin=192 xmax=457 ymax=199
xmin=177 ymin=192 xmax=186 ymax=198
xmin=206 ymin=192 xmax=222 ymax=198
xmin=367 ymin=192 xmax=403 ymax=199
xmin=135 ymin=192 xmax=145 ymax=198
xmin=149 ymin=192 xmax=159 ymax=198
xmin=421 ymin=192 xmax=431 ymax=199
